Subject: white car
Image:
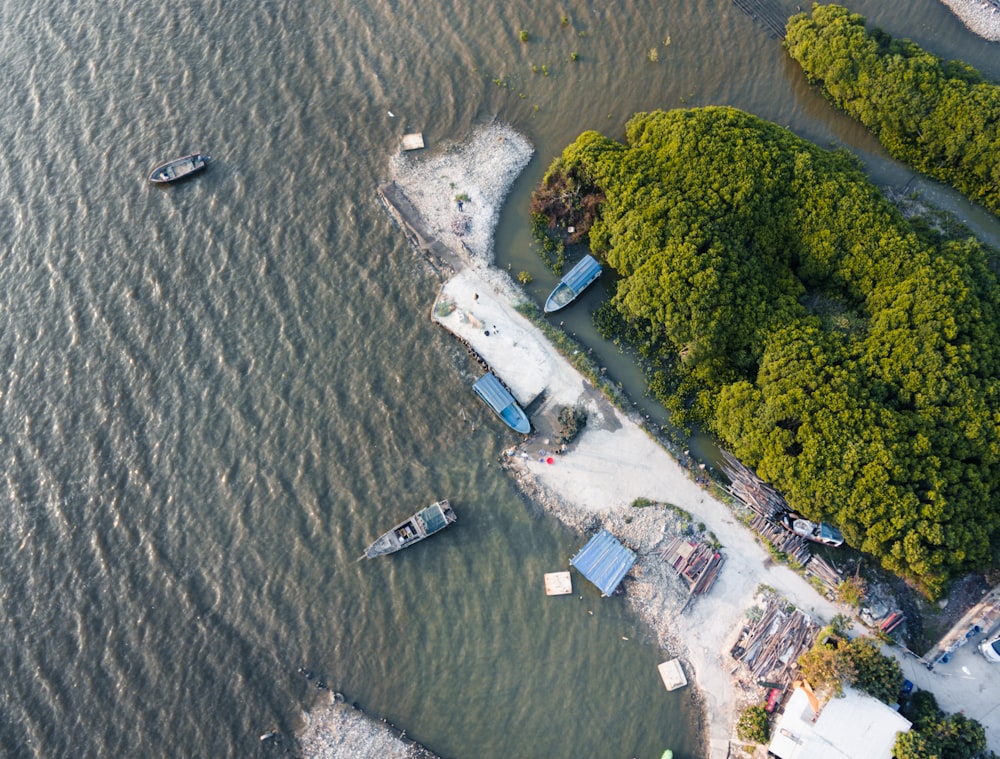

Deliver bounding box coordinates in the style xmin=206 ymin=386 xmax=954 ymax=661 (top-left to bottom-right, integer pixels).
xmin=980 ymin=632 xmax=1000 ymax=662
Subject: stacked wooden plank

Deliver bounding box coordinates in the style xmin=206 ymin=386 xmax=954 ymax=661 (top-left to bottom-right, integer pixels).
xmin=750 ymin=514 xmax=812 ymax=566
xmin=720 ymin=450 xmax=787 ymax=520
xmin=660 ymin=537 xmax=725 ymax=596
xmin=730 ymin=598 xmax=820 ymax=687
xmin=805 ymin=555 xmax=842 ymax=591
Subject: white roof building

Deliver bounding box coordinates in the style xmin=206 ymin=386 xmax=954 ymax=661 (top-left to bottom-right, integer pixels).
xmin=769 ymin=685 xmax=911 ymax=759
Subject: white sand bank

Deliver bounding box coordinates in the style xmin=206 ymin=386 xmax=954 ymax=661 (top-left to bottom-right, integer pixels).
xmin=384 ymin=123 xmax=845 ymax=758
xmin=939 ymin=0 xmax=1000 ymax=41
xmin=297 ymin=692 xmax=440 ymax=759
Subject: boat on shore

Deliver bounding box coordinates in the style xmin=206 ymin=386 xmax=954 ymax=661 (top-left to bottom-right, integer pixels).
xmin=544 ymin=254 xmax=602 ymax=313
xmin=473 ymin=373 xmax=531 ymax=434
xmin=363 ymin=500 xmax=457 ymax=558
xmin=148 ymin=153 xmax=210 ymax=184
xmin=779 ymin=511 xmax=844 ymax=547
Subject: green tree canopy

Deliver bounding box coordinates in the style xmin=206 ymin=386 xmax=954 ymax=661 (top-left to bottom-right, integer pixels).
xmin=784 ymin=3 xmax=1000 ymax=215
xmin=538 ymin=106 xmax=1000 ymax=596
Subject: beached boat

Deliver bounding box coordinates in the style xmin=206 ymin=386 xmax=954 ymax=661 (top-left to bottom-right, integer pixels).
xmin=779 ymin=511 xmax=844 ymax=547
xmin=148 ymin=153 xmax=209 ymax=184
xmin=473 ymin=372 xmax=531 ymax=434
xmin=544 ymin=254 xmax=602 ymax=313
xmin=364 ymin=500 xmax=456 ymax=558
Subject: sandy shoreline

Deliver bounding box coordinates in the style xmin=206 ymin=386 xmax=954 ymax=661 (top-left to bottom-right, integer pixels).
xmin=373 ymin=123 xmax=845 ymax=759
xmin=939 ymin=0 xmax=1000 ymax=41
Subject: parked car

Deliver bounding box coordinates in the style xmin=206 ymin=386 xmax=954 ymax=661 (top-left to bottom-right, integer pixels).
xmin=979 ymin=632 xmax=1000 ymax=662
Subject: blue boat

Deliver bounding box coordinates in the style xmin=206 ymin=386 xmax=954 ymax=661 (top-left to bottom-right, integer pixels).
xmin=543 ymin=254 xmax=602 ymax=313
xmin=473 ymin=373 xmax=531 ymax=434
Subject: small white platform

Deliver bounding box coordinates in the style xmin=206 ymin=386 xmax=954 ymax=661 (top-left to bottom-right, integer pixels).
xmin=401 ymin=133 xmax=425 ymax=151
xmin=657 ymin=658 xmax=687 ymax=691
xmin=544 ymin=571 xmax=573 ymax=596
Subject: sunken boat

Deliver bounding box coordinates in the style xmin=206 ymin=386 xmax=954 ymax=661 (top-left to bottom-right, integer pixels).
xmin=473 ymin=373 xmax=531 ymax=434
xmin=364 ymin=500 xmax=457 ymax=558
xmin=779 ymin=511 xmax=844 ymax=547
xmin=543 ymin=254 xmax=602 ymax=313
xmin=148 ymin=153 xmax=210 ymax=184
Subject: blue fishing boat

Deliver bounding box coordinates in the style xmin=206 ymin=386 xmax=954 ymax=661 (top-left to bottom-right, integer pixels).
xmin=473 ymin=373 xmax=531 ymax=434
xmin=543 ymin=254 xmax=602 ymax=313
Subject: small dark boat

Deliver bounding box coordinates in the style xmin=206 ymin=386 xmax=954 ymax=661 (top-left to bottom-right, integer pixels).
xmin=364 ymin=500 xmax=456 ymax=558
xmin=148 ymin=153 xmax=209 ymax=184
xmin=779 ymin=511 xmax=844 ymax=547
xmin=544 ymin=254 xmax=602 ymax=313
xmin=473 ymin=373 xmax=531 ymax=434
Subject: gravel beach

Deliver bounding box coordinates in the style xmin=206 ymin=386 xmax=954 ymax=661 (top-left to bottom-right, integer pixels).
xmin=939 ymin=0 xmax=1000 ymax=41
xmin=296 ymin=692 xmax=441 ymax=759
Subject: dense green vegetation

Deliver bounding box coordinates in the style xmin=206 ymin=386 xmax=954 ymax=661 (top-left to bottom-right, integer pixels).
xmin=895 ymin=689 xmax=988 ymax=758
xmin=797 ymin=619 xmax=904 ymax=702
xmin=735 ymin=704 xmax=770 ymax=744
xmin=533 ymin=106 xmax=1000 ymax=597
xmin=785 ymin=4 xmax=1000 ymax=216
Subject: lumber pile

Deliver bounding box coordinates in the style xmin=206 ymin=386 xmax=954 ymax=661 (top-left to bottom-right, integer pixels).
xmin=750 ymin=514 xmax=811 ymax=566
xmin=661 ymin=537 xmax=725 ymax=597
xmin=805 ymin=555 xmax=842 ymax=591
xmin=723 ymin=450 xmax=844 ymax=592
xmin=720 ymin=450 xmax=787 ymax=520
xmin=730 ymin=597 xmax=820 ymax=687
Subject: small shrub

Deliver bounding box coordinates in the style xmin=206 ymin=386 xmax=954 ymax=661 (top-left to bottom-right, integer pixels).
xmin=519 ymin=30 xmax=530 ymax=42
xmin=835 ymin=576 xmax=867 ymax=608
xmin=555 ymin=405 xmax=587 ymax=445
xmin=561 ymin=15 xmax=569 ymax=26
xmin=517 ymin=270 xmax=533 ymax=285
xmin=736 ymin=705 xmax=770 ymax=744
xmin=570 ymin=51 xmax=579 ymax=61
xmin=648 ymin=47 xmax=659 ymax=62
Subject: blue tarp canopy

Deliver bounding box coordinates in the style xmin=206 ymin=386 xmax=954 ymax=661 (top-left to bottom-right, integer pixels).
xmin=570 ymin=529 xmax=637 ymax=597
xmin=544 ymin=255 xmax=603 ymax=313
xmin=473 ymin=373 xmax=531 ymax=434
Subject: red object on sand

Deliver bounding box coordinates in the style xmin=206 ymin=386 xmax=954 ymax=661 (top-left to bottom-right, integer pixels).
xmin=765 ymin=688 xmax=781 ymax=713
xmin=546 ymin=457 xmax=554 ymax=465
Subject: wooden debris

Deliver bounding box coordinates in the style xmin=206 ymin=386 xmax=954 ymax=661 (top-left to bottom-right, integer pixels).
xmin=722 ymin=450 xmax=844 ymax=591
xmin=660 ymin=537 xmax=725 ymax=597
xmin=805 ymin=555 xmax=842 ymax=591
xmin=750 ymin=514 xmax=811 ymax=566
xmin=720 ymin=450 xmax=787 ymax=520
xmin=729 ymin=595 xmax=820 ymax=689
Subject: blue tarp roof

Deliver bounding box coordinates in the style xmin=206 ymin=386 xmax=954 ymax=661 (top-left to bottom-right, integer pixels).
xmin=570 ymin=529 xmax=637 ymax=597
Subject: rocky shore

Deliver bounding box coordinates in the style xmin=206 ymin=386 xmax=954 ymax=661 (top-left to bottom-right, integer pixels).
xmin=939 ymin=0 xmax=1000 ymax=41
xmin=296 ymin=692 xmax=441 ymax=759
